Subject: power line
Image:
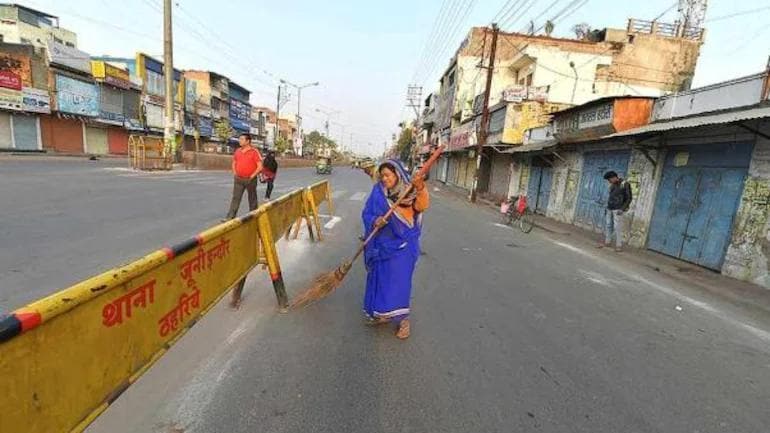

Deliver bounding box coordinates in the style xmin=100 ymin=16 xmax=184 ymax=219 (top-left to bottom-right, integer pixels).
xmin=418 ymin=0 xmax=478 ymax=89
xmin=500 ymin=0 xmax=536 ymax=31
xmin=415 ymin=0 xmax=469 ymax=86
xmin=652 ymin=1 xmax=679 ymax=22
xmin=411 ymin=0 xmax=457 ymax=84
xmin=706 ymin=6 xmax=770 ymax=23
xmin=519 ymin=0 xmax=564 ymax=33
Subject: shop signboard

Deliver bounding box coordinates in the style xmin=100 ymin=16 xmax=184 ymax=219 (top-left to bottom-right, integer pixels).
xmin=22 ymin=87 xmax=50 ymax=113
xmin=0 ymin=87 xmax=22 ymax=111
xmin=229 ymin=98 xmax=250 ymax=131
xmin=0 ymin=71 xmax=22 ymax=90
xmin=56 ymin=75 xmax=99 ymax=116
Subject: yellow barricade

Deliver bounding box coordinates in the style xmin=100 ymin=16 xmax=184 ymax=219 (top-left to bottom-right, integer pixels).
xmin=0 ymin=185 xmax=320 ymax=433
xmin=302 ymin=180 xmax=334 ymax=241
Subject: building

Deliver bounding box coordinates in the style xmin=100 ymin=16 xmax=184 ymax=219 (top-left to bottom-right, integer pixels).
xmin=506 ymin=69 xmax=770 ymax=288
xmin=228 ymin=80 xmax=250 ymax=145
xmin=430 ymin=18 xmax=704 ymax=201
xmin=0 ymin=4 xmax=77 ymax=49
xmin=88 ymin=59 xmax=141 ymax=155
xmin=184 ymin=70 xmax=231 ymax=151
xmin=41 ymin=39 xmax=100 ymax=154
xmin=0 ymin=42 xmax=49 ymax=151
xmin=251 ymin=105 xmax=275 ymax=148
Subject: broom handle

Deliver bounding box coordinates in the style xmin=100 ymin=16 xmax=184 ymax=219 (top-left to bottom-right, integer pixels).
xmin=348 ymin=145 xmax=446 ymax=264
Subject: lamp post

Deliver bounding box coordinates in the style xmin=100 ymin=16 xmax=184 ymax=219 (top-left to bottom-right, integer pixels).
xmin=280 ymin=79 xmax=319 ymax=156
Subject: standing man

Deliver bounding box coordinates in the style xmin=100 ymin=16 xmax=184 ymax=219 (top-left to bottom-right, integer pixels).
xmin=262 ymin=150 xmax=278 ymax=200
xmin=599 ymin=170 xmax=633 ymax=252
xmin=224 ymin=133 xmax=262 ymax=220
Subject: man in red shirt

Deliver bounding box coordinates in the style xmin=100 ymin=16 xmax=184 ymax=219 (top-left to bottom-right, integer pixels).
xmin=225 ymin=133 xmax=262 ymax=219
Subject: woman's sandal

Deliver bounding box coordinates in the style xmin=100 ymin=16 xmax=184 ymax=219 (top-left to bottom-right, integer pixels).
xmin=365 ymin=317 xmax=390 ymax=326
xmin=395 ymin=319 xmax=410 ymax=339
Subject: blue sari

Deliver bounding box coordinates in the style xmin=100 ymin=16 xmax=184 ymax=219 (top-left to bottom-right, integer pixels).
xmin=362 ymin=160 xmax=423 ymax=323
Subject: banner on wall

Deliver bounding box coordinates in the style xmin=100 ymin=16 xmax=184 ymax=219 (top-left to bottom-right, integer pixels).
xmin=0 ymin=87 xmax=22 ymax=111
xmin=56 ymin=75 xmax=98 ymax=116
xmin=22 ymin=87 xmax=50 ymax=113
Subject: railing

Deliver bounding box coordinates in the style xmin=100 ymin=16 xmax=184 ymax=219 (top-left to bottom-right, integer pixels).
xmin=627 ymin=18 xmax=704 ymax=41
xmin=128 ymin=135 xmax=172 ymax=170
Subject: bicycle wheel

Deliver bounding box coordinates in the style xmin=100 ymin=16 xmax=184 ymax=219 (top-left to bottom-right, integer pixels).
xmin=519 ymin=208 xmax=535 ymax=233
xmin=501 ymin=211 xmax=513 ymax=226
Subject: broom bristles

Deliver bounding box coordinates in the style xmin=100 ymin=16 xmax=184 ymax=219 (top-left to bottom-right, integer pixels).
xmin=289 ymin=261 xmax=351 ymax=310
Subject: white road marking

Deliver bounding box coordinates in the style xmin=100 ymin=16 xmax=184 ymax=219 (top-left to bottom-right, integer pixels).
xmin=324 ymin=216 xmax=342 ymax=230
xmin=332 ymin=190 xmax=348 ymax=199
xmin=349 ymin=191 xmax=367 ymax=201
xmin=493 ymin=223 xmax=511 ymax=229
xmin=551 ymin=240 xmax=770 ymax=343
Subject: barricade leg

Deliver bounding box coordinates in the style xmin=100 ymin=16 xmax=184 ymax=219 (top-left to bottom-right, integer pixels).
xmin=257 ymin=214 xmax=289 ymax=310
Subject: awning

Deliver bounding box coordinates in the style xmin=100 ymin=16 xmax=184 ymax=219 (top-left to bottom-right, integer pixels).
xmin=608 ymin=105 xmax=770 ymax=138
xmin=500 ymin=139 xmax=558 ymax=154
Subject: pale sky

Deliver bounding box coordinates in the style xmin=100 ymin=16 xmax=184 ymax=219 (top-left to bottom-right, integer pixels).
xmin=20 ymin=0 xmax=770 ymax=156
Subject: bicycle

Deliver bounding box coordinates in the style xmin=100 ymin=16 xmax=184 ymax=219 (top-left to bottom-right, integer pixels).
xmin=500 ymin=195 xmax=535 ymax=233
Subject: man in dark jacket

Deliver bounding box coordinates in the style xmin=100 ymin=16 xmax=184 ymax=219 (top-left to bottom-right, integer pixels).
xmin=599 ymin=170 xmax=633 ymax=252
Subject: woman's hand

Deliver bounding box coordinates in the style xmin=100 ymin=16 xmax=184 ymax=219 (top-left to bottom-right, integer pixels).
xmin=412 ymin=173 xmax=426 ymax=191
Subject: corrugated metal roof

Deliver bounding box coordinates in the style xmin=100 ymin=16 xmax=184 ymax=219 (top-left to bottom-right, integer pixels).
xmin=609 ymin=105 xmax=770 ymax=138
xmin=500 ymin=139 xmax=558 ymax=154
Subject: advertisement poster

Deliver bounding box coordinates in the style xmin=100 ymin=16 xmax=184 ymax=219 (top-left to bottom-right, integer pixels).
xmin=0 ymin=87 xmax=22 ymax=111
xmin=56 ymin=75 xmax=99 ymax=116
xmin=229 ymin=98 xmax=251 ymax=131
xmin=22 ymin=87 xmax=51 ymax=113
xmin=0 ymin=71 xmax=22 ymax=90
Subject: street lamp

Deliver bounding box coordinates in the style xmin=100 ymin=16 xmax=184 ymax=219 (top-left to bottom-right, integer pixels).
xmin=315 ymin=107 xmax=341 ymax=138
xmin=280 ymin=79 xmax=319 ymax=156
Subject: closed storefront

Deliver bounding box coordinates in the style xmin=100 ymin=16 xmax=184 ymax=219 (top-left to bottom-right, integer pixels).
xmin=648 ymin=142 xmax=753 ymax=270
xmin=528 ymin=163 xmax=553 ymax=214
xmin=574 ymin=150 xmax=632 ymax=232
xmin=0 ymin=113 xmax=12 ymax=148
xmin=447 ymin=154 xmax=459 ymax=185
xmin=437 ymin=155 xmax=448 ymax=182
xmin=12 ymin=114 xmax=39 ymax=150
xmin=462 ymin=154 xmax=476 ymax=190
xmin=108 ymin=127 xmax=129 ymax=154
xmin=85 ymin=126 xmax=108 ymax=155
xmin=41 ymin=115 xmax=84 ymax=153
xmin=488 ymin=153 xmax=512 ymax=201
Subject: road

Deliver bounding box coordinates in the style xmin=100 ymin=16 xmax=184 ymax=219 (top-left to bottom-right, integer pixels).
xmin=3 ymin=158 xmax=770 ymax=432
xmin=0 ymin=157 xmax=325 ymax=313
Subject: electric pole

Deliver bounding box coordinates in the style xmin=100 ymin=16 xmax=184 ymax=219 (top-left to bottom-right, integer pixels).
xmin=470 ymin=23 xmax=499 ymax=203
xmin=274 ymin=84 xmax=282 ymax=149
xmin=280 ymin=79 xmax=319 ymax=157
xmin=163 ymin=0 xmax=175 ymax=163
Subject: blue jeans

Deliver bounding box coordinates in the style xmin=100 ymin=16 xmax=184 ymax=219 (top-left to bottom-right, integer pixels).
xmin=604 ymin=209 xmax=624 ymax=248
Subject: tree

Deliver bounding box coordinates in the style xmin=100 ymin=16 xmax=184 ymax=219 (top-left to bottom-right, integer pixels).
xmin=275 ymin=135 xmax=291 ymax=154
xmin=396 ymin=126 xmax=414 ymax=164
xmin=214 ymin=119 xmax=233 ymax=144
xmin=544 ymin=20 xmax=555 ymax=36
xmin=303 ymin=130 xmax=337 ymax=157
xmin=572 ymin=23 xmax=592 ymax=40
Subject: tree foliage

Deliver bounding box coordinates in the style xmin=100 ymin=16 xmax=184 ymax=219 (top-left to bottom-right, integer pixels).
xmin=303 ymin=130 xmax=337 ymax=156
xmin=396 ymin=126 xmax=414 ymax=164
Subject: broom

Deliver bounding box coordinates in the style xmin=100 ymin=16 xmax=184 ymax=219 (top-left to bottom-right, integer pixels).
xmin=289 ymin=145 xmax=446 ymax=310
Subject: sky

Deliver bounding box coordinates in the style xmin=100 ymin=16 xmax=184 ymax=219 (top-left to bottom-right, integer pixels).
xmin=20 ymin=0 xmax=770 ymax=156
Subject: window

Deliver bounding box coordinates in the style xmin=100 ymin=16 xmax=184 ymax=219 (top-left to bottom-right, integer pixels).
xmin=65 ymin=42 xmax=74 ymax=47
xmin=145 ymin=69 xmax=164 ymax=96
xmin=0 ymin=35 xmax=4 ymax=43
xmin=53 ymin=37 xmax=63 ymax=44
xmin=526 ymin=73 xmax=533 ymax=86
xmin=20 ymin=37 xmax=31 ymax=44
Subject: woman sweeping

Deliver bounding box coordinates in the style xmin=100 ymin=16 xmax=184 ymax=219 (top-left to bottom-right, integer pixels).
xmin=362 ymin=159 xmax=429 ymax=340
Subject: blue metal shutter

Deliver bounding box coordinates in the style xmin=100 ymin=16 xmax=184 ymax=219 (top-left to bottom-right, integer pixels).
xmin=574 ymin=150 xmax=631 ymax=232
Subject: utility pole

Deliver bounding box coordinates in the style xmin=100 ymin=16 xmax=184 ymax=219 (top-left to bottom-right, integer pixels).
xmin=163 ymin=0 xmax=175 ymax=164
xmin=470 ymin=23 xmax=499 ymax=203
xmin=280 ymin=79 xmax=319 ymax=157
xmin=274 ymin=84 xmax=282 ymax=149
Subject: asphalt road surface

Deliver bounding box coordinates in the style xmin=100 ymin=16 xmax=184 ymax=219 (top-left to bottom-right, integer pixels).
xmin=3 ymin=158 xmax=770 ymax=433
